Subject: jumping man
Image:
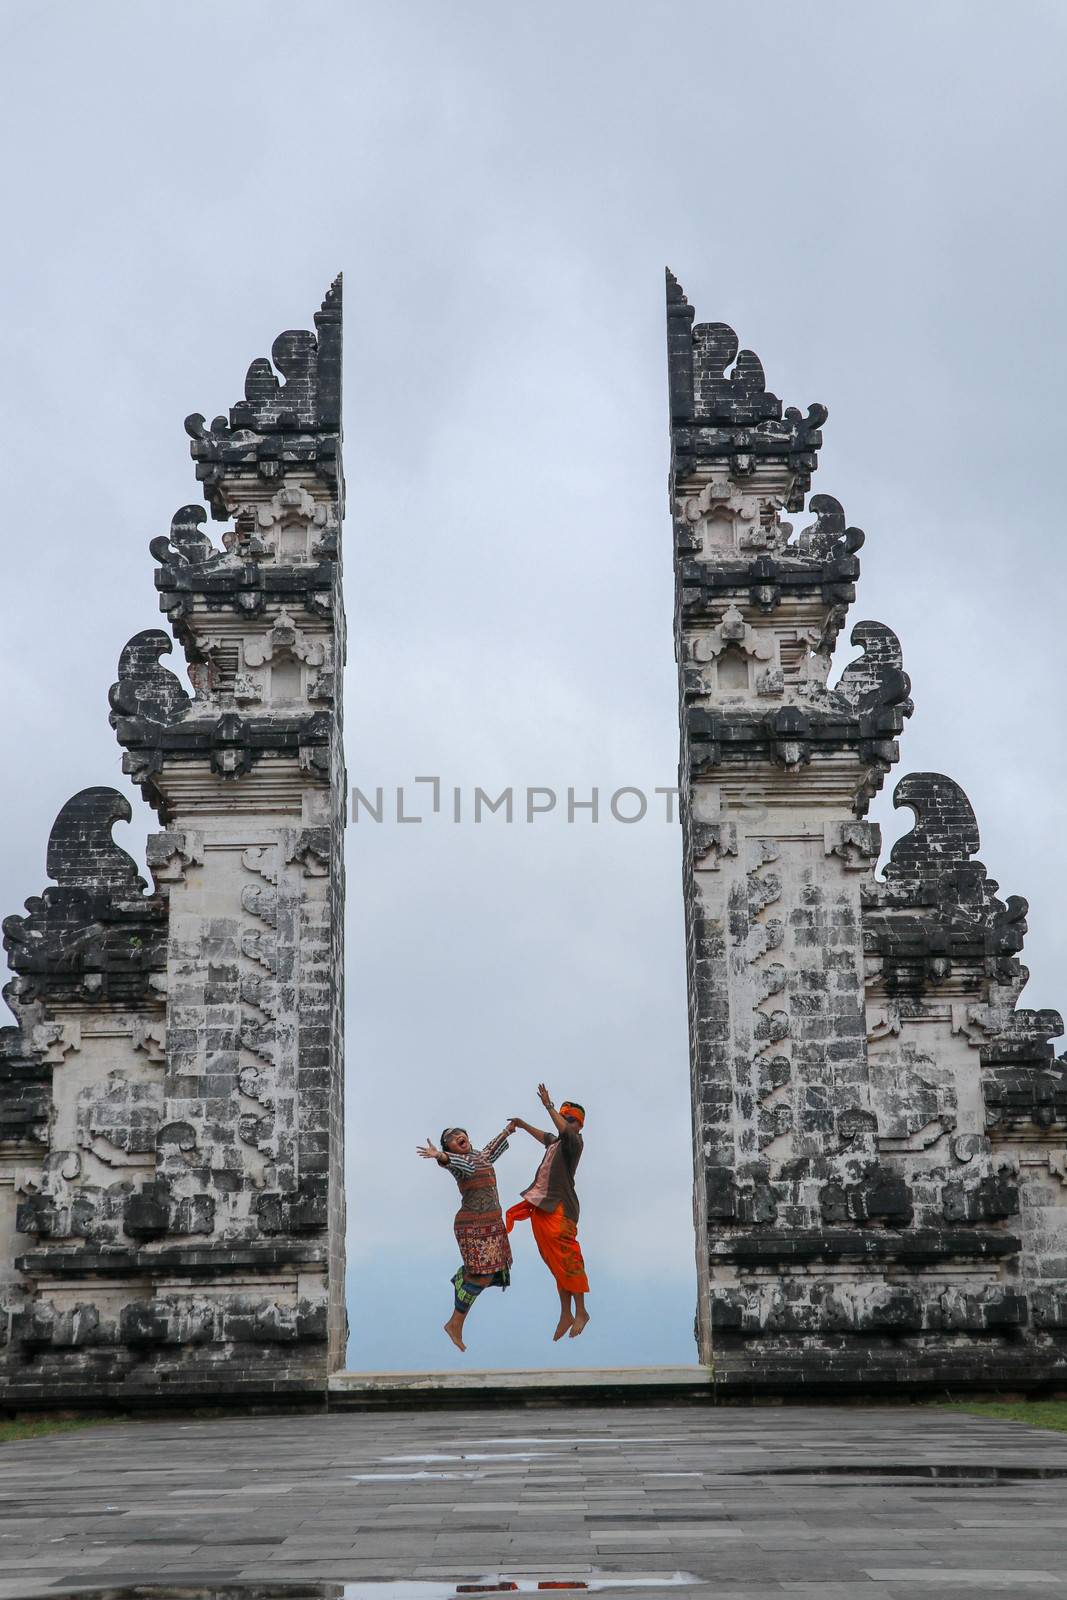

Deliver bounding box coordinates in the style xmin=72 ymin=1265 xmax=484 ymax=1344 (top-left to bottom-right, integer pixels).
xmin=506 ymin=1084 xmax=589 ymax=1341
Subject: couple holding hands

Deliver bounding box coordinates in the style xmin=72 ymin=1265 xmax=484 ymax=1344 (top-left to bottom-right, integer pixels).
xmin=417 ymin=1084 xmax=589 ymax=1350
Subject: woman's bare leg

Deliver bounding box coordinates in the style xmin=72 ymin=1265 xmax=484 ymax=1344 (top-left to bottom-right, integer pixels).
xmin=553 ymin=1286 xmax=575 ymax=1341
xmin=444 ymin=1273 xmax=492 ymax=1351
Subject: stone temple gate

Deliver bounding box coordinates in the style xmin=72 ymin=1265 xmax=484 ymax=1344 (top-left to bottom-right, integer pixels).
xmin=0 ymin=275 xmax=1063 ymax=1404
xmin=0 ymin=280 xmax=346 ymax=1402
xmin=667 ymin=270 xmax=1067 ymax=1394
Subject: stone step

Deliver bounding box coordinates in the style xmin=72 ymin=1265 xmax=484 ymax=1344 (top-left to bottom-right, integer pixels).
xmin=327 ymin=1364 xmax=714 ymax=1409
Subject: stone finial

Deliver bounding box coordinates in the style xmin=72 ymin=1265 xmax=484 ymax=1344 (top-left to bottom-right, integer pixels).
xmin=184 ymin=277 xmax=343 ymax=520
xmin=109 ymin=630 xmax=192 ymax=736
xmin=2 ymin=789 xmax=166 ymax=1012
xmin=186 ymin=273 xmax=343 ymax=439
xmin=665 ymin=268 xmax=827 ymax=508
xmin=44 ymin=788 xmax=146 ymax=895
xmin=837 ymin=621 xmax=914 ymax=720
xmin=866 ymin=772 xmax=1053 ymax=1021
xmin=885 ymin=772 xmax=982 ymax=884
xmin=149 ymin=505 xmax=219 ymax=569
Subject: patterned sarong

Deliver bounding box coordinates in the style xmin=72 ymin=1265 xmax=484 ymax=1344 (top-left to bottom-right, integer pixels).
xmin=506 ymin=1199 xmax=589 ymax=1293
xmin=454 ymin=1212 xmax=512 ymax=1283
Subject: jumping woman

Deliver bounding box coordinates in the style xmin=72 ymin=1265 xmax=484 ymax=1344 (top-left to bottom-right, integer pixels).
xmin=417 ymin=1123 xmax=514 ymax=1351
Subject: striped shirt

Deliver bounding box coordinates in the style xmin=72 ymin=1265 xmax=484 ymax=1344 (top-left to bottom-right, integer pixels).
xmin=444 ymin=1128 xmax=510 ymax=1178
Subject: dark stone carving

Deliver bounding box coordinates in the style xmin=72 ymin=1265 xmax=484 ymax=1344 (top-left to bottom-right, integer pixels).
xmin=0 ymin=1030 xmax=51 ymax=1146
xmin=123 ymin=1180 xmax=171 ymax=1239
xmin=942 ymin=1174 xmax=1020 ymax=1224
xmin=2 ymin=789 xmax=166 ymax=1010
xmin=666 ymin=270 xmax=826 ymax=509
xmin=117 ymin=699 xmax=333 ymax=814
xmin=685 ymin=702 xmax=904 ymax=780
xmin=713 ymin=1227 xmax=1020 ymax=1267
xmin=883 ymin=772 xmax=982 ymax=887
xmin=984 ymin=1065 xmax=1067 ymax=1131
xmin=148 ymin=504 xmax=221 ymax=569
xmin=678 ymin=536 xmax=862 ymax=618
xmin=186 ymin=276 xmax=342 ymax=520
xmin=256 ymin=1174 xmax=329 ymax=1236
xmin=837 ymin=620 xmax=914 ymax=720
xmin=156 ymin=552 xmax=334 ymax=624
xmin=706 ymin=1163 xmax=780 ymax=1225
xmin=287 ymin=827 xmax=330 ymax=877
xmin=109 ymin=630 xmax=191 ymax=745
xmin=941 ymin=1288 xmax=1027 ymax=1331
xmin=865 ymin=775 xmax=1065 ymax=1061
xmin=1032 ymin=1289 xmax=1067 ymax=1330
xmin=820 ymin=1165 xmax=914 ymax=1227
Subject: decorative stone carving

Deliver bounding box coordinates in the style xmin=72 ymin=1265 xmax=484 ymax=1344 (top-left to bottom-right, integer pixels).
xmin=2 ymin=789 xmax=167 ymax=1014
xmin=228 ymin=484 xmax=338 ymax=564
xmin=243 ymin=610 xmax=326 ymax=670
xmin=286 ymin=828 xmax=330 ymax=878
xmin=146 ymin=830 xmax=203 ymax=883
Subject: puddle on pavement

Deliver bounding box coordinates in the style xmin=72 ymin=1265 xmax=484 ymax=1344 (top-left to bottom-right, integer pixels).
xmin=349 ymin=1470 xmax=497 ymax=1481
xmin=463 ymin=1439 xmax=685 ymax=1447
xmin=49 ymin=1574 xmax=704 ymax=1599
xmin=733 ymin=1463 xmax=1067 ymax=1482
xmin=350 ymin=1458 xmax=562 ymax=1481
xmin=382 ymin=1454 xmax=558 ymax=1464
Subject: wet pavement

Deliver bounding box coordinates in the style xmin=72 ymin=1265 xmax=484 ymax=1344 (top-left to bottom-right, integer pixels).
xmin=0 ymin=1404 xmax=1066 ymax=1598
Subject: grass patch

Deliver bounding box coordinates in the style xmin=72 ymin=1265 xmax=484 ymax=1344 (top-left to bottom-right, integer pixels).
xmin=938 ymin=1399 xmax=1067 ymax=1435
xmin=0 ymin=1416 xmax=116 ymax=1444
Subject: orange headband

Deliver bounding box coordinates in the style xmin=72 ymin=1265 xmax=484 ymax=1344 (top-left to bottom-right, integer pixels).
xmin=560 ymin=1102 xmax=585 ymax=1127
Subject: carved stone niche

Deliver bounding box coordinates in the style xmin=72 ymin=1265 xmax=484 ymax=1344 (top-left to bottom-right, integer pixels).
xmin=678 ymin=474 xmax=765 ymax=555
xmin=228 ymin=484 xmax=336 ymax=563
xmin=243 ymin=610 xmax=327 ymax=705
xmin=690 ymin=606 xmax=775 ymax=699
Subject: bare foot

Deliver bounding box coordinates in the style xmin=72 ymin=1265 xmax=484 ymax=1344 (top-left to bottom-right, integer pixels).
xmin=553 ymin=1309 xmax=575 ymax=1342
xmin=569 ymin=1311 xmax=590 ymax=1338
xmin=443 ymin=1317 xmax=466 ymax=1352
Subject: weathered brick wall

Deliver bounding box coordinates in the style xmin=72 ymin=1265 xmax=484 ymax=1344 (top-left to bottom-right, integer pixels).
xmin=0 ymin=282 xmax=347 ymax=1403
xmin=667 ymin=270 xmax=1067 ymax=1392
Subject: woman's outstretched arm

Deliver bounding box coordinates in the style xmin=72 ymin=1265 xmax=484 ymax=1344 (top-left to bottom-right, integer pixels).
xmin=416 ymin=1137 xmax=450 ymax=1167
xmin=482 ymin=1123 xmax=514 ymax=1164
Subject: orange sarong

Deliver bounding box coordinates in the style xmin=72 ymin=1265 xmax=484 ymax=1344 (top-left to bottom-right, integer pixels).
xmin=505 ymin=1199 xmax=589 ymax=1294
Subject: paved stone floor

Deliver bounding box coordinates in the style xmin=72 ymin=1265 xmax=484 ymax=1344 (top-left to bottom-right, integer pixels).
xmin=1 ymin=1404 xmax=1066 ymax=1598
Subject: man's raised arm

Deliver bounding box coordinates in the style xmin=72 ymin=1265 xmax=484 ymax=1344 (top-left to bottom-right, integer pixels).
xmin=537 ymin=1082 xmax=571 ymax=1136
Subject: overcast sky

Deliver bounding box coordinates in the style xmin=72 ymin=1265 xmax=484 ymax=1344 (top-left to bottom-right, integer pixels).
xmin=1 ymin=0 xmax=1064 ymax=1373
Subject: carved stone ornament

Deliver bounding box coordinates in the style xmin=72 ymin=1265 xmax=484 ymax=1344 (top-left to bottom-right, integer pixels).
xmin=243 ymin=610 xmax=326 ymax=669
